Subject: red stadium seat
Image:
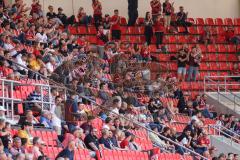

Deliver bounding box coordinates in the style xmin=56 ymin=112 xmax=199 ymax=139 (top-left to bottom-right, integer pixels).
xmin=77 ymin=26 xmax=87 ymax=34
xmin=127 ymin=26 xmax=138 ymax=34
xmin=215 ymin=18 xmax=224 ymax=25
xmin=234 ymin=27 xmax=240 ymax=35
xmin=138 ymin=26 xmax=145 ymax=34
xmin=218 ymin=44 xmax=227 ymax=52
xmin=218 ymin=54 xmax=227 ymax=61
xmin=120 ymin=26 xmax=128 ymax=34
xmin=177 ymin=26 xmax=186 ymax=33
xmin=227 ymin=45 xmax=237 ymax=52
xmin=224 ymin=18 xmax=234 ymax=26
xmin=216 ymin=26 xmax=225 ymax=35
xmin=120 ymin=17 xmax=127 ymax=25
xmin=68 ymin=26 xmax=77 ymax=34
xmin=219 ymin=62 xmax=230 ymax=70
xmin=207 ymin=54 xmax=217 ymax=61
xmin=178 ymin=35 xmax=188 ymax=43
xmin=209 ymin=62 xmax=219 ymax=70
xmin=168 ymin=35 xmax=177 ymax=43
xmin=207 ymin=44 xmax=217 ymax=52
xmin=234 ymin=18 xmax=240 ymax=26
xmin=228 ymin=54 xmax=238 ymax=61
xmin=205 ymin=18 xmax=215 ymax=25
xmin=198 ymin=44 xmax=206 ymax=53
xmin=88 ymin=26 xmax=97 ymax=34
xmin=167 ymin=44 xmax=178 ymax=52
xmin=200 ymin=63 xmax=209 ymax=70
xmin=187 ymin=18 xmax=195 ymax=24
xmin=196 ymin=26 xmax=204 ymax=34
xmin=136 ymin=17 xmax=144 ymax=25
xmin=196 ymin=18 xmax=205 ymax=25
xmin=188 ymin=26 xmax=197 ymax=34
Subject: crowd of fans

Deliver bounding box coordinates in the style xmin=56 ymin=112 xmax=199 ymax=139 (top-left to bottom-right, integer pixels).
xmin=0 ymin=0 xmax=239 ymax=160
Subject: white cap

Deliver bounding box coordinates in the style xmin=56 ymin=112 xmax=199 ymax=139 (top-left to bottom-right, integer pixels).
xmin=0 ymin=106 xmax=6 ymax=111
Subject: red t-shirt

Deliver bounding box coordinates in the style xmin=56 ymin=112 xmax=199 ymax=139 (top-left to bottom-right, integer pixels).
xmin=141 ymin=47 xmax=150 ymax=58
xmin=92 ymin=2 xmax=102 ymax=15
xmin=154 ymin=19 xmax=165 ymax=32
xmin=120 ymin=139 xmax=129 ymax=148
xmin=151 ymin=0 xmax=161 ymax=15
xmin=224 ymin=30 xmax=235 ymax=42
xmin=198 ymin=136 xmax=210 ymax=146
xmin=111 ymin=15 xmax=120 ymax=30
xmin=96 ymin=31 xmax=105 ymax=46
xmin=33 ymin=48 xmax=41 ymax=56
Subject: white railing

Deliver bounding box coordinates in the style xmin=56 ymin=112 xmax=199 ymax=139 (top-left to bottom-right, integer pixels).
xmin=208 ymin=125 xmax=240 ymax=146
xmin=204 ymin=75 xmax=240 ymax=112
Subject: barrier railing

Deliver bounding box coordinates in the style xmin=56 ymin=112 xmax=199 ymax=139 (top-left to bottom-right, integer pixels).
xmin=204 ymin=75 xmax=240 ymax=112
xmin=208 ymin=124 xmax=240 ymax=146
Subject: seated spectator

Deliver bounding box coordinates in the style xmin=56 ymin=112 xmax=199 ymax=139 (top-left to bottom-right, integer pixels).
xmin=224 ymin=27 xmax=240 ymax=44
xmin=30 ymin=0 xmax=43 ymax=18
xmin=120 ymin=132 xmax=132 ymax=149
xmin=176 ymin=128 xmax=192 ymax=155
xmin=102 ymin=117 xmax=115 ymax=131
xmin=77 ymin=7 xmax=92 ymax=26
xmin=32 ymin=137 xmax=45 ymax=160
xmin=45 ymin=57 xmax=57 ymax=75
xmin=18 ymin=122 xmax=33 ymax=145
xmin=98 ymin=82 xmax=110 ymax=102
xmin=149 ymin=126 xmax=167 ymax=148
xmin=15 ymin=52 xmax=28 ymax=75
xmin=3 ymin=36 xmax=18 ymax=57
xmin=231 ymin=63 xmax=240 ymax=82
xmin=39 ymin=111 xmax=53 ymax=128
xmin=175 ymin=6 xmax=192 ymax=33
xmin=111 ymin=9 xmax=121 ymax=41
xmin=191 ymin=111 xmax=203 ymax=126
xmin=191 ymin=133 xmax=208 ymax=156
xmin=46 ymin=5 xmax=63 ymax=25
xmin=62 ymin=128 xmax=86 ymax=149
xmin=25 ymin=86 xmax=43 ymax=113
xmin=18 ymin=110 xmax=39 ymax=125
xmin=56 ymin=140 xmax=75 ymax=160
xmin=84 ymin=128 xmax=101 ymax=152
xmin=57 ymin=7 xmax=75 ymax=26
xmin=103 ymin=14 xmax=111 ymax=35
xmin=10 ymin=137 xmax=24 ymax=158
xmin=128 ymin=135 xmax=141 ymax=151
xmin=99 ymin=129 xmax=113 ymax=149
xmin=199 ymin=27 xmax=215 ymax=45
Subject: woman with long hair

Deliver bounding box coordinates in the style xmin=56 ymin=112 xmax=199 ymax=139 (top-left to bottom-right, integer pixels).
xmin=144 ymin=12 xmax=153 ymax=45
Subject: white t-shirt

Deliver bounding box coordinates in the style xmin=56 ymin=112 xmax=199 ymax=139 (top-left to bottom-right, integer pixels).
xmin=35 ymin=33 xmax=48 ymax=43
xmin=4 ymin=43 xmax=17 ymax=56
xmin=46 ymin=62 xmax=54 ymax=73
xmin=16 ymin=54 xmax=27 ymax=71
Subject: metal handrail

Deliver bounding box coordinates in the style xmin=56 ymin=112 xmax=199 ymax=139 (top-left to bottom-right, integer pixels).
xmin=209 ymin=125 xmax=240 ymax=145
xmin=204 ymin=76 xmax=240 ymax=112
xmin=216 ymin=125 xmax=240 ymax=138
xmin=0 ymin=54 xmax=208 ymax=159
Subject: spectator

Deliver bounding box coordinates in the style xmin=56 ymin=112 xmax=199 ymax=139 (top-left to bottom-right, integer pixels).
xmin=15 ymin=53 xmax=28 ymax=75
xmin=177 ymin=49 xmax=188 ymax=81
xmin=103 ymin=14 xmax=111 ymax=35
xmin=62 ymin=128 xmax=86 ymax=149
xmin=57 ymin=7 xmax=75 ymax=26
xmin=56 ymin=140 xmax=75 ymax=160
xmin=150 ymin=0 xmax=161 ymax=21
xmin=18 ymin=122 xmax=33 ymax=145
xmin=111 ymin=9 xmax=121 ymax=41
xmin=77 ymin=7 xmax=92 ymax=26
xmin=92 ymin=0 xmax=102 ymax=29
xmin=199 ymin=27 xmax=215 ymax=45
xmin=128 ymin=0 xmax=138 ymax=26
xmin=18 ymin=110 xmax=39 ymax=125
xmin=231 ymin=63 xmax=240 ymax=82
xmin=128 ymin=135 xmax=141 ymax=151
xmin=10 ymin=137 xmax=24 ymax=157
xmin=96 ymin=25 xmax=109 ymax=58
xmin=176 ymin=6 xmax=191 ymax=34
xmin=149 ymin=126 xmax=166 ymax=148
xmin=120 ymin=132 xmax=132 ymax=149
xmin=144 ymin=12 xmax=154 ymax=45
xmin=187 ymin=46 xmax=202 ymax=82
xmin=154 ymin=15 xmax=165 ymax=50
xmin=99 ymin=129 xmax=113 ymax=149
xmin=3 ymin=36 xmax=18 ymax=57
xmin=84 ymin=128 xmax=101 ymax=152
xmin=46 ymin=5 xmax=63 ymax=25
xmin=32 ymin=137 xmax=44 ymax=160
xmin=176 ymin=128 xmax=192 ymax=155
xmin=162 ymin=0 xmax=174 ymax=31
xmin=30 ymin=0 xmax=43 ymax=18
xmin=224 ymin=27 xmax=240 ymax=44
xmin=25 ymin=86 xmax=43 ymax=113
xmin=39 ymin=111 xmax=53 ymax=128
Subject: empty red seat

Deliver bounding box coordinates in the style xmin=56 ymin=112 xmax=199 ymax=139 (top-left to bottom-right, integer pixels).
xmin=216 ymin=35 xmax=225 ymax=43
xmin=196 ymin=26 xmax=204 ymax=34
xmin=87 ymin=36 xmax=97 ymax=43
xmin=178 ymin=35 xmax=188 ymax=43
xmin=209 ymin=62 xmax=219 ymax=70
xmin=196 ymin=18 xmax=204 ymax=25
xmin=218 ymin=44 xmax=227 ymax=52
xmin=224 ymin=18 xmax=234 ymax=26
xmin=198 ymin=44 xmax=206 ymax=53
xmin=200 ymin=63 xmax=209 ymax=70
xmin=168 ymin=63 xmax=177 ymax=70
xmin=188 ymin=26 xmax=197 ymax=34
xmin=68 ymin=26 xmax=77 ymax=34
xmin=136 ymin=17 xmax=144 ymax=25
xmin=167 ymin=44 xmax=178 ymax=52
xmin=227 ymin=45 xmax=237 ymax=52
xmin=215 ymin=18 xmax=224 ymax=25
xmin=207 ymin=54 xmax=217 ymax=61
xmin=234 ymin=18 xmax=240 ymax=26
xmin=218 ymin=54 xmax=227 ymax=61
xmin=120 ymin=17 xmax=127 ymax=25
xmin=138 ymin=26 xmax=145 ymax=34
xmin=228 ymin=54 xmax=238 ymax=61
xmin=234 ymin=27 xmax=240 ymax=35
xmin=168 ymin=35 xmax=177 ymax=43
xmin=187 ymin=18 xmax=195 ymax=24
xmin=219 ymin=62 xmax=229 ymax=70
xmin=127 ymin=26 xmax=138 ymax=34
xmin=120 ymin=26 xmax=127 ymax=34
xmin=207 ymin=44 xmax=217 ymax=52
xmin=177 ymin=26 xmax=186 ymax=33
xmin=216 ymin=26 xmax=225 ymax=34
xmin=205 ymin=18 xmax=215 ymax=25
xmin=88 ymin=26 xmax=97 ymax=34
xmin=77 ymin=26 xmax=87 ymax=34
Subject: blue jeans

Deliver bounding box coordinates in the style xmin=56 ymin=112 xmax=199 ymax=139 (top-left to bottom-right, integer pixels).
xmin=187 ymin=66 xmax=199 ymax=81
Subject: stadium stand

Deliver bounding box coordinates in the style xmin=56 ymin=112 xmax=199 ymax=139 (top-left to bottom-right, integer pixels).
xmin=0 ymin=0 xmax=239 ymax=160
